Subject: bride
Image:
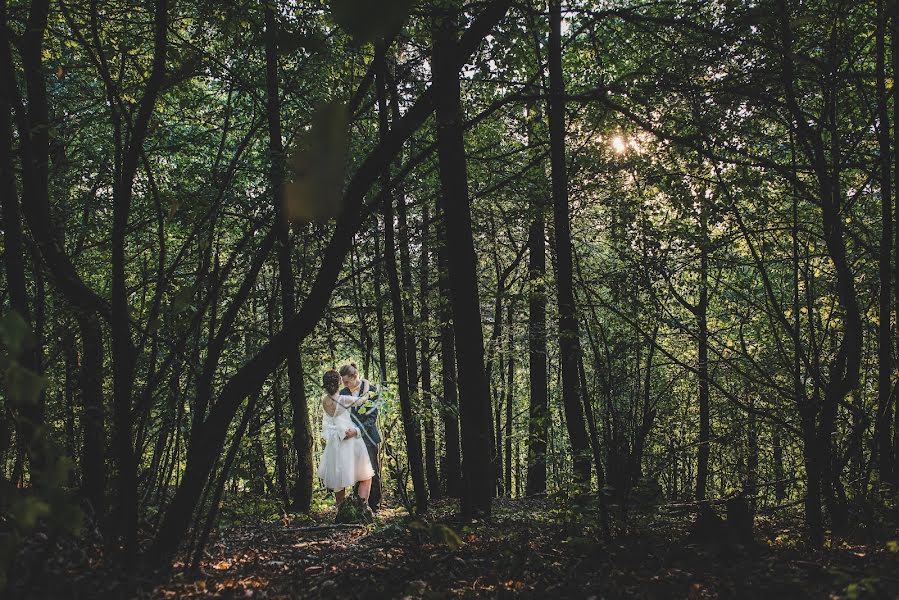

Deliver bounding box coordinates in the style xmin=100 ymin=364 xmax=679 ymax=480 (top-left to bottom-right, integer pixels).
xmin=317 ymin=369 xmax=375 ymax=513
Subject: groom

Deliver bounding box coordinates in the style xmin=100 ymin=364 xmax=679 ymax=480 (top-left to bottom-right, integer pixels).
xmin=339 ymin=363 xmax=381 ymax=512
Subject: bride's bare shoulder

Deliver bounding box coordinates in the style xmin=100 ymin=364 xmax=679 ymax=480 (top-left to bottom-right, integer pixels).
xmin=321 ymin=393 xmax=336 ymax=413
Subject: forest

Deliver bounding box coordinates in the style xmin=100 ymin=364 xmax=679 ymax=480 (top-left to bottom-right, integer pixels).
xmin=2 ymin=0 xmax=899 ymax=597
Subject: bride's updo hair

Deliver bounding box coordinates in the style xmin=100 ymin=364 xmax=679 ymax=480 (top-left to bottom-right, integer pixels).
xmin=322 ymin=370 xmax=340 ymax=395
xmin=339 ymin=363 xmax=358 ymax=378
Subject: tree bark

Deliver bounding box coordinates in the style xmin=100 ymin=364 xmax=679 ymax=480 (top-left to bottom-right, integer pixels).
xmin=77 ymin=312 xmax=107 ymax=520
xmin=420 ymin=205 xmax=441 ymax=498
xmin=0 ymin=6 xmax=45 ymax=482
xmin=375 ymin=216 xmax=389 ymax=384
xmin=377 ymin=51 xmax=428 ymax=513
xmin=696 ymin=202 xmax=710 ymax=502
xmin=526 ymin=134 xmax=548 ymax=496
xmin=875 ymin=0 xmax=895 ymax=484
xmin=548 ymin=0 xmax=591 ymax=485
xmin=432 ymin=4 xmax=498 ymax=516
xmin=890 ymin=0 xmax=899 ymax=486
xmin=436 ymin=207 xmax=462 ymax=498
xmin=107 ymin=0 xmax=168 ymax=557
xmin=264 ymin=3 xmax=313 ymax=512
xmin=494 ymin=354 xmax=505 ymax=497
xmin=504 ymin=304 xmax=514 ymax=496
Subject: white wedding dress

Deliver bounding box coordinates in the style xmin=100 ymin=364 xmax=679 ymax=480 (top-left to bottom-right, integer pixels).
xmin=317 ymin=393 xmax=374 ymax=491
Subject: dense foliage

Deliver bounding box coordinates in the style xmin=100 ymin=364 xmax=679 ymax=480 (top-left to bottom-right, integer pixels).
xmin=2 ymin=0 xmax=898 ymax=590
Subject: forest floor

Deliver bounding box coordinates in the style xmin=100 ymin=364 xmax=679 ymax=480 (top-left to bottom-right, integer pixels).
xmin=11 ymin=496 xmax=899 ymax=599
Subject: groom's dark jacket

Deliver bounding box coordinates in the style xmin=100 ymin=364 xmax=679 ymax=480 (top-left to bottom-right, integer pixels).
xmin=341 ymin=379 xmax=381 ymax=446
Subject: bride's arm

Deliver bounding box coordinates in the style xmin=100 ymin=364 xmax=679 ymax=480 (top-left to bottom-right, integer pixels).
xmin=336 ymin=394 xmax=368 ymax=408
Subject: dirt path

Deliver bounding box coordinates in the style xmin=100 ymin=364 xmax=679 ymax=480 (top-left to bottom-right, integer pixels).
xmin=16 ymin=497 xmax=899 ymax=599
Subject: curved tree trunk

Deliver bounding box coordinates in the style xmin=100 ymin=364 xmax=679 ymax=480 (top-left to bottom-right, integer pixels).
xmin=2 ymin=0 xmax=110 ymax=528
xmin=149 ymin=1 xmax=511 ymax=561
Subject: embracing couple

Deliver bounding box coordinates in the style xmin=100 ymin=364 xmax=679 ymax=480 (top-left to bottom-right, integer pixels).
xmin=316 ymin=363 xmax=381 ymax=517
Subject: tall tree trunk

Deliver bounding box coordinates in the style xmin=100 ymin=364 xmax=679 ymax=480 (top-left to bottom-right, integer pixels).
xmin=819 ymin=99 xmax=855 ymax=536
xmin=4 ymin=0 xmax=106 ymax=523
xmin=802 ymin=257 xmax=825 ymax=543
xmin=420 ymin=206 xmax=441 ymax=498
xmin=0 ymin=9 xmax=45 ymax=483
xmin=875 ymin=0 xmax=895 ymax=484
xmin=890 ymin=0 xmax=899 ymax=486
xmin=548 ymin=0 xmax=591 ymax=485
xmin=264 ymin=3 xmax=313 ymax=512
xmin=272 ymin=374 xmax=291 ymax=506
xmin=391 ymin=80 xmax=423 ymax=477
xmin=526 ymin=142 xmax=548 ymax=496
xmin=504 ymin=304 xmax=514 ymax=496
xmin=288 ymin=355 xmax=313 ymax=509
xmin=432 ymin=5 xmax=495 ymax=516
xmin=436 ymin=207 xmax=462 ymax=498
xmin=375 ymin=214 xmax=389 ymax=384
xmin=271 ymin=373 xmax=288 ymax=504
xmin=772 ymin=427 xmax=786 ymax=501
xmin=696 ymin=207 xmax=710 ymax=502
xmin=63 ymin=329 xmax=78 ymax=474
xmin=789 ymin=121 xmax=815 ymax=530
xmin=494 ymin=354 xmax=505 ymax=496
xmin=77 ymin=312 xmax=107 ymax=520
xmin=377 ymin=52 xmax=428 ymax=513
xmin=247 ymin=396 xmax=266 ymax=495
xmin=485 ymin=240 xmax=509 ymax=495
xmin=631 ymin=325 xmax=657 ymax=488
xmin=107 ymin=0 xmax=168 ymax=558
